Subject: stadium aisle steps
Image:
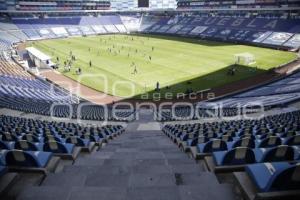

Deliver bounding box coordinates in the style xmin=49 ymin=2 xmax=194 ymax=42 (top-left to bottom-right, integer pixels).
xmin=16 ymin=110 xmax=236 ymax=200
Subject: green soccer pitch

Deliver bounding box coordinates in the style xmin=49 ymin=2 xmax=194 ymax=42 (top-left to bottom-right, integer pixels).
xmin=30 ymin=34 xmax=297 ymax=99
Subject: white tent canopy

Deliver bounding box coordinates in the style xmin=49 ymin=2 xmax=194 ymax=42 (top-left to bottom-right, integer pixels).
xmin=26 ymin=47 xmax=55 ymax=68
xmin=26 ymin=47 xmax=51 ymax=61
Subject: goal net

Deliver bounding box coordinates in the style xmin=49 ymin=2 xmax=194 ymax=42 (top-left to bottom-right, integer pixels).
xmin=234 ymin=53 xmax=256 ymax=65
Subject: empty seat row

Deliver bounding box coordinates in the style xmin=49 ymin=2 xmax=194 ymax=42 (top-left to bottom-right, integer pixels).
xmin=234 ymin=162 xmax=300 ymax=199
xmin=0 ymin=115 xmax=126 ymax=173
xmin=162 ymin=109 xmax=300 ymax=199
xmin=0 ymin=140 xmax=80 ymax=161
xmin=0 ymin=149 xmax=60 ymax=174
xmin=205 ymin=145 xmax=300 ymax=173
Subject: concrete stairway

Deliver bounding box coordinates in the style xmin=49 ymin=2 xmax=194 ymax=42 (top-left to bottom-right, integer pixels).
xmin=16 ymin=109 xmax=236 ymax=200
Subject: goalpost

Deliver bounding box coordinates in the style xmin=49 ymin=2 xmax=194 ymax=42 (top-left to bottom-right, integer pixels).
xmin=234 ymin=53 xmax=256 ymax=66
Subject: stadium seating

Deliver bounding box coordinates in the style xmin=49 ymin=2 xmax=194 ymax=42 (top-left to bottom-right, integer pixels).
xmin=0 ymin=149 xmax=60 ymax=174
xmin=0 ymin=8 xmax=299 ymax=200
xmin=234 ymin=162 xmax=300 ymax=199
xmin=211 ymin=71 xmax=300 ymax=109
xmin=1 ymin=13 xmax=300 ymax=50
xmin=164 ymin=109 xmax=300 ymax=155
xmin=246 ymin=162 xmax=300 ymax=192
xmin=0 ymin=114 xmax=125 ymax=174
xmin=205 ymin=145 xmax=299 ymax=173
xmin=141 ymin=14 xmax=300 ymax=49
xmin=43 ymin=141 xmax=80 ymax=161
xmin=0 ymin=22 xmax=137 ymax=122
xmin=163 ymin=106 xmax=300 ymax=198
xmin=158 ymin=69 xmax=300 ymax=121
xmin=0 ymin=60 xmax=134 ymax=121
xmin=11 ymin=15 xmax=127 ymax=40
xmin=4 ymin=0 xmax=110 ymax=11
xmin=177 ymin=0 xmax=300 ymax=10
xmin=3 ymin=138 xmax=80 ymax=161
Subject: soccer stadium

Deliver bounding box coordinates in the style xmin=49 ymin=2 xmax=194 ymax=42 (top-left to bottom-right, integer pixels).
xmin=0 ymin=0 xmax=300 ymax=199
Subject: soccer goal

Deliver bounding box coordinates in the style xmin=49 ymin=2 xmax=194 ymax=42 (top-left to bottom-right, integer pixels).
xmin=234 ymin=53 xmax=256 ymax=65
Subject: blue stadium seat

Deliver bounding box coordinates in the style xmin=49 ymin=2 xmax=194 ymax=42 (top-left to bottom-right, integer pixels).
xmin=43 ymin=135 xmax=65 ymax=143
xmin=230 ymin=137 xmax=256 ymax=149
xmin=259 ymin=133 xmax=278 ymax=140
xmin=80 ymin=135 xmax=103 ymax=146
xmin=259 ymin=145 xmax=296 ymax=163
xmin=189 ymin=136 xmax=209 ymax=146
xmin=0 ymin=141 xmax=13 ymax=150
xmin=43 ymin=141 xmax=79 ymax=161
xmin=219 ymin=135 xmax=234 ymax=142
xmin=199 ymin=139 xmax=228 ymax=153
xmin=213 ymin=147 xmax=256 ymax=166
xmin=14 ymin=140 xmax=39 ymax=151
xmin=191 ymin=139 xmax=228 ymax=159
xmin=43 ymin=141 xmax=73 ymax=154
xmin=284 ymin=135 xmax=300 ymax=146
xmin=245 ymin=162 xmax=300 ymax=192
xmin=280 ymin=131 xmax=297 ymax=138
xmin=21 ymin=134 xmax=41 ymax=143
xmin=4 ymin=150 xmax=52 ymax=168
xmin=65 ymin=136 xmax=95 ymax=152
xmin=258 ymin=136 xmax=282 ymax=148
xmin=1 ymin=133 xmax=19 ymax=142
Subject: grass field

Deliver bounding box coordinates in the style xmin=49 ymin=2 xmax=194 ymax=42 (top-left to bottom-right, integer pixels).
xmin=30 ymin=34 xmax=297 ymax=99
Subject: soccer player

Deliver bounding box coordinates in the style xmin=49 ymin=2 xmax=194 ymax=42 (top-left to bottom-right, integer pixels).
xmin=134 ymin=66 xmax=138 ymax=74
xmin=89 ymin=61 xmax=92 ymax=67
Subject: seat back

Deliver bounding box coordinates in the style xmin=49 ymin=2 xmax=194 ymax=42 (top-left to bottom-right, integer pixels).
xmin=66 ymin=136 xmax=84 ymax=146
xmin=197 ymin=136 xmax=208 ymax=144
xmin=205 ymin=132 xmax=217 ymax=139
xmin=0 ymin=141 xmax=10 ymax=150
xmin=203 ymin=139 xmax=227 ymax=153
xmin=81 ymin=135 xmax=96 ymax=142
xmin=261 ymin=145 xmax=295 ymax=162
xmin=285 ymin=135 xmax=300 ymax=146
xmin=259 ymin=136 xmax=281 ymax=148
xmin=222 ymin=147 xmax=256 ymax=165
xmin=221 ymin=135 xmax=233 ymax=142
xmin=282 ymin=132 xmax=296 ymax=138
xmin=43 ymin=141 xmax=68 ymax=153
xmin=15 ymin=140 xmax=38 ymax=151
xmin=2 ymin=133 xmax=18 ymax=141
xmin=44 ymin=135 xmax=60 ymax=142
xmin=22 ymin=134 xmax=39 ymax=142
xmin=233 ymin=137 xmax=256 ymax=148
xmin=271 ymin=164 xmax=300 ymax=191
xmin=5 ymin=150 xmax=39 ymax=167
